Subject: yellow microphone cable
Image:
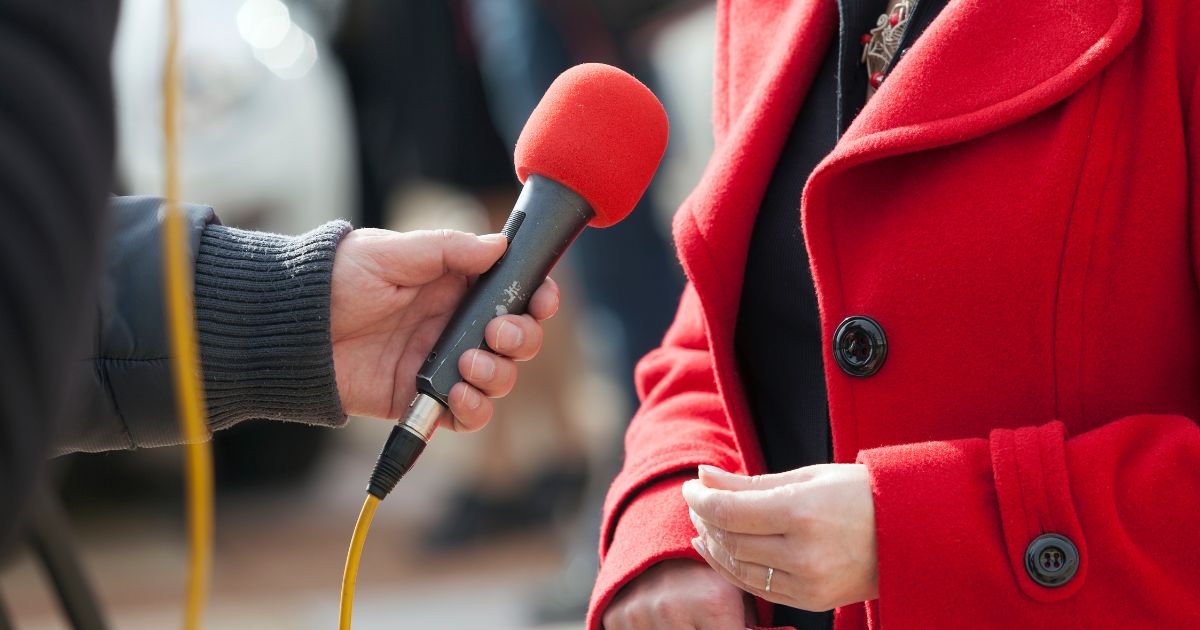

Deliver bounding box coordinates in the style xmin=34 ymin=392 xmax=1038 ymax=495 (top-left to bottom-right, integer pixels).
xmin=161 ymin=0 xmax=215 ymax=627
xmin=338 ymin=494 xmax=380 ymax=629
xmin=339 ymin=401 xmax=443 ymax=628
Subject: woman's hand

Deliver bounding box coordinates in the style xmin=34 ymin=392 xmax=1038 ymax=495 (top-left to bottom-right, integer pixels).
xmin=602 ymin=559 xmax=755 ymax=630
xmin=682 ymin=463 xmax=878 ymax=612
xmin=329 ymin=228 xmax=559 ymax=430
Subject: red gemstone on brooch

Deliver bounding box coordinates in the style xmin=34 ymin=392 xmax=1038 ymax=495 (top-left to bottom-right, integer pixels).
xmin=889 ymin=13 xmax=900 ymax=26
xmin=870 ymin=71 xmax=885 ymax=88
xmin=861 ymin=33 xmax=872 ymax=44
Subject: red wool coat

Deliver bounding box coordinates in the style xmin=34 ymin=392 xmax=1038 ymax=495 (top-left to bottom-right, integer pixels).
xmin=589 ymin=0 xmax=1200 ymax=627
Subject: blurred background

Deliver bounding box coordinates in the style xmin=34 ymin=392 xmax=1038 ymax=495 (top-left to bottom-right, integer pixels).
xmin=0 ymin=0 xmax=716 ymax=628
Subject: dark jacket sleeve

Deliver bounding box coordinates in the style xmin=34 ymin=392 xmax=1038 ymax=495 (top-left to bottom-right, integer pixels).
xmin=56 ymin=197 xmax=353 ymax=454
xmin=0 ymin=0 xmax=118 ymax=546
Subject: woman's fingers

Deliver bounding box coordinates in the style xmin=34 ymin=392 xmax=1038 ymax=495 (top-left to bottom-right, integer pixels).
xmin=485 ymin=314 xmax=544 ymax=361
xmin=690 ymin=512 xmax=787 ymax=567
xmin=691 ymin=536 xmax=780 ymax=603
xmin=682 ymin=479 xmax=786 ymax=534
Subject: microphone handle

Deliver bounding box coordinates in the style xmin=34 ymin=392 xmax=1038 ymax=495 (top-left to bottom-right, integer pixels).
xmin=416 ymin=174 xmax=594 ymax=405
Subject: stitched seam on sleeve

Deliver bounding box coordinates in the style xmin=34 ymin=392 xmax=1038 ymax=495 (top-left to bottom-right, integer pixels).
xmin=94 ymin=360 xmax=135 ymax=449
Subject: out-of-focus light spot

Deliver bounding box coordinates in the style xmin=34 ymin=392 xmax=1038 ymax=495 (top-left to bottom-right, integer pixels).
xmin=237 ymin=0 xmax=291 ymax=49
xmin=253 ymin=24 xmax=318 ymax=80
xmin=238 ymin=0 xmax=318 ymax=80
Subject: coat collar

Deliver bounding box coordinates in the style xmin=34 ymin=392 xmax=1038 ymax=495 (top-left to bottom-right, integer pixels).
xmin=675 ymin=0 xmax=1143 ymax=325
xmin=823 ymin=0 xmax=1144 ymax=176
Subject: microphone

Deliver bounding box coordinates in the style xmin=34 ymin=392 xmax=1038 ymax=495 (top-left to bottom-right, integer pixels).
xmin=366 ymin=63 xmax=669 ymax=500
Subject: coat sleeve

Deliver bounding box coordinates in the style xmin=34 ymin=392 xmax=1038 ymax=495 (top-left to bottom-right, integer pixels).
xmin=587 ymin=282 xmax=745 ymax=629
xmin=58 ymin=197 xmax=352 ymax=454
xmin=58 ymin=196 xmax=217 ymax=453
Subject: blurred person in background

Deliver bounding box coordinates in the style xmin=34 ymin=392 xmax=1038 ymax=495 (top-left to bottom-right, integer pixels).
xmin=0 ymin=0 xmax=559 ymax=554
xmin=595 ymin=0 xmax=1200 ymax=629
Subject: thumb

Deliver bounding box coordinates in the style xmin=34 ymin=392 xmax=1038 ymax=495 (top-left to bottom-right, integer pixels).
xmin=372 ymin=229 xmax=508 ymax=287
xmin=697 ymin=465 xmax=799 ymax=492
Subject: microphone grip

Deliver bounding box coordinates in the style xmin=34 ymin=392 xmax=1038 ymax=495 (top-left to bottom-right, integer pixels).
xmin=415 ymin=175 xmax=594 ymax=406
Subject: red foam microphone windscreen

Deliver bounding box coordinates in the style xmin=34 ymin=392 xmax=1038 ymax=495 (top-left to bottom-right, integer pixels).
xmin=514 ymin=63 xmax=669 ymax=228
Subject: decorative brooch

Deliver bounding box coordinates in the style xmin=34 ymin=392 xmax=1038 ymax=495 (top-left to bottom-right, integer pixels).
xmin=861 ymin=0 xmax=916 ymax=99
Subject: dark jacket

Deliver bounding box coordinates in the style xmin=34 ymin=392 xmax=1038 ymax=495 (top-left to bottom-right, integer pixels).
xmin=63 ymin=198 xmax=350 ymax=455
xmin=0 ymin=0 xmax=349 ymax=545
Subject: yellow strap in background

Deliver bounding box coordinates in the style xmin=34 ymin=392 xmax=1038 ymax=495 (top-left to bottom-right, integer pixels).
xmin=161 ymin=0 xmax=215 ymax=627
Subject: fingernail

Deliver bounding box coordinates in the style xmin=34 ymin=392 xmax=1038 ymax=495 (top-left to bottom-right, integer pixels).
xmin=688 ymin=508 xmax=701 ymax=531
xmin=698 ymin=464 xmax=728 ymax=477
xmin=691 ymin=537 xmax=706 ymax=556
xmin=460 ymin=387 xmax=482 ymax=410
xmin=497 ymin=320 xmax=523 ymax=350
xmin=479 ymin=233 xmax=506 ymax=244
xmin=468 ymin=351 xmax=496 ymax=381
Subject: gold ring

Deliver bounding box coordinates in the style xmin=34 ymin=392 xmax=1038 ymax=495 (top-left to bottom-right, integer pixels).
xmin=765 ymin=566 xmax=774 ymax=592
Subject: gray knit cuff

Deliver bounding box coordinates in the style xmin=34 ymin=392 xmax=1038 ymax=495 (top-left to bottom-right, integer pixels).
xmin=194 ymin=220 xmax=353 ymax=431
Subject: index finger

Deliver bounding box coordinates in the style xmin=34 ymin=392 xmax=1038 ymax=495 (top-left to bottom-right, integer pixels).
xmin=682 ymin=479 xmax=786 ymax=535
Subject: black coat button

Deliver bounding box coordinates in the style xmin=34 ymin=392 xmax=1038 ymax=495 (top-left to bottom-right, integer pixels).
xmin=1025 ymin=533 xmax=1079 ymax=587
xmin=833 ymin=316 xmax=887 ymax=377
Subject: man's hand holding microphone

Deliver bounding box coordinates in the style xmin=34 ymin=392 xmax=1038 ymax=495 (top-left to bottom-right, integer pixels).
xmin=329 ymin=228 xmax=560 ymax=431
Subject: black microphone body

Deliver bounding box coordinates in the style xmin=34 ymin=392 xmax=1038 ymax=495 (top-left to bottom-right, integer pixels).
xmin=416 ymin=174 xmax=594 ymax=404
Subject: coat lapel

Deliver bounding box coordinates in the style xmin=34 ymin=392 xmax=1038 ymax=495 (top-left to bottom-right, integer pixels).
xmin=671 ymin=0 xmax=836 ymax=475
xmin=674 ymin=0 xmax=837 ymax=331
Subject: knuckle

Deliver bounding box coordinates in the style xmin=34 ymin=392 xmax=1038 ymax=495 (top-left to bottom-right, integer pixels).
xmin=698 ymin=581 xmax=733 ymax=608
xmin=648 ymin=593 xmax=681 ymax=622
xmin=792 ymin=549 xmax=824 ymax=582
xmin=730 ymin=556 xmax=749 ymax=582
xmin=603 ymin=603 xmax=634 ymax=629
xmin=724 ymin=531 xmax=741 ymax=559
xmin=787 ymin=496 xmax=815 ymax=532
xmin=709 ymin=496 xmax=729 ymax=530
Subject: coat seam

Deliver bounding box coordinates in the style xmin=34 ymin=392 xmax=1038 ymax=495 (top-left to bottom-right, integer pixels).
xmin=1035 ymin=430 xmax=1057 ymax=533
xmin=1077 ymin=64 xmax=1134 ymax=425
xmin=94 ymin=359 xmax=136 ymax=450
xmin=1052 ymin=75 xmax=1107 ymax=426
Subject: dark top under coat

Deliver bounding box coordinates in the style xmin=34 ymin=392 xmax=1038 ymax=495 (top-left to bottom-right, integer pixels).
xmin=734 ymin=0 xmax=949 ymax=626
